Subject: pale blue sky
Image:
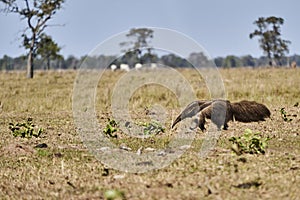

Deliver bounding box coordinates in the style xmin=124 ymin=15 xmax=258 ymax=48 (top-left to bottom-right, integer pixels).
xmin=0 ymin=0 xmax=299 ymax=58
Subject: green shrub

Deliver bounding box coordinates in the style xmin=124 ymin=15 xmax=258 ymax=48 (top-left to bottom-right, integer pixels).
xmin=139 ymin=120 xmax=165 ymax=136
xmin=229 ymin=128 xmax=270 ymax=155
xmin=103 ymin=118 xmax=165 ymax=138
xmin=103 ymin=118 xmax=118 ymax=138
xmin=9 ymin=118 xmax=43 ymax=138
xmin=280 ymin=107 xmax=292 ymax=122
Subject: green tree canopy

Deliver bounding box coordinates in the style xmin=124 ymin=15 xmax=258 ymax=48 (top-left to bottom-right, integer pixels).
xmin=37 ymin=34 xmax=62 ymax=70
xmin=120 ymin=28 xmax=154 ymax=65
xmin=223 ymin=55 xmax=242 ymax=68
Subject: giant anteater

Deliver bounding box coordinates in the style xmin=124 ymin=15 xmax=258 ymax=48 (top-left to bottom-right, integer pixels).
xmin=172 ymin=99 xmax=270 ymax=131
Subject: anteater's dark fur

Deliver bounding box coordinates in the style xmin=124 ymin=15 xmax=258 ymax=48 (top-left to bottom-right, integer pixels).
xmin=172 ymin=99 xmax=271 ymax=131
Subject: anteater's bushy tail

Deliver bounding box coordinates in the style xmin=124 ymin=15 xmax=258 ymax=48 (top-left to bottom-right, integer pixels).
xmin=231 ymin=100 xmax=271 ymax=122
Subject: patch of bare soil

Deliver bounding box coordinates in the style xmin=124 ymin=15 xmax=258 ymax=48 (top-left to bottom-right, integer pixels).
xmin=0 ymin=142 xmax=35 ymax=157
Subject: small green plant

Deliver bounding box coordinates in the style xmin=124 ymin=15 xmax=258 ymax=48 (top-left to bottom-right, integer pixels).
xmin=9 ymin=118 xmax=43 ymax=138
xmin=139 ymin=120 xmax=165 ymax=136
xmin=229 ymin=128 xmax=270 ymax=155
xmin=103 ymin=118 xmax=118 ymax=138
xmin=36 ymin=149 xmax=50 ymax=157
xmin=104 ymin=189 xmax=125 ymax=200
xmin=280 ymin=107 xmax=292 ymax=122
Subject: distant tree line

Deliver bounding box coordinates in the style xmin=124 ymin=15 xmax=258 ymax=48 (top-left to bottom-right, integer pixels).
xmin=214 ymin=54 xmax=299 ymax=68
xmin=1 ymin=52 xmax=299 ymax=71
xmin=0 ymin=54 xmax=79 ymax=71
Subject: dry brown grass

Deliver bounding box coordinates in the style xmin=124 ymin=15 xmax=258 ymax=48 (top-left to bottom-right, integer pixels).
xmin=0 ymin=67 xmax=299 ymax=199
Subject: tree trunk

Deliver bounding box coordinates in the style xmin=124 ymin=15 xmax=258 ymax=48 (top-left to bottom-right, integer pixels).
xmin=268 ymin=60 xmax=272 ymax=66
xmin=27 ymin=35 xmax=36 ymax=78
xmin=27 ymin=50 xmax=34 ymax=78
xmin=267 ymin=52 xmax=272 ymax=66
xmin=47 ymin=56 xmax=50 ymax=70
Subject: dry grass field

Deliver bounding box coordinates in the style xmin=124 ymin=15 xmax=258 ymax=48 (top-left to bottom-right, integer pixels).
xmin=0 ymin=67 xmax=299 ymax=199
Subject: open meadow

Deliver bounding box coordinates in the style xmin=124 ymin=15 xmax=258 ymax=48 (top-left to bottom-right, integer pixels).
xmin=0 ymin=67 xmax=299 ymax=199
